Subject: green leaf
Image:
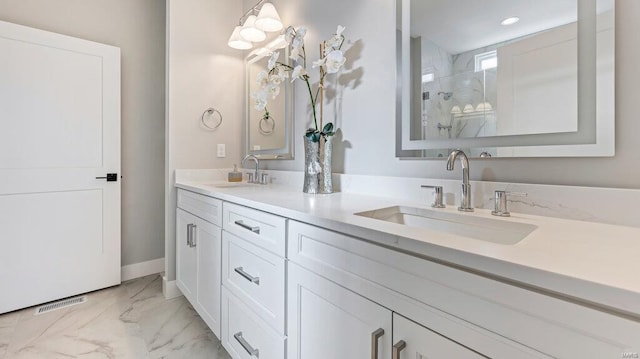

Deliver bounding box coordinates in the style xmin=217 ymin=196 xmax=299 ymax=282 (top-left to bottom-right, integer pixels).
xmin=311 ymin=132 xmax=321 ymax=142
xmin=325 ymin=131 xmax=335 ymax=137
xmin=322 ymin=122 xmax=334 ymax=134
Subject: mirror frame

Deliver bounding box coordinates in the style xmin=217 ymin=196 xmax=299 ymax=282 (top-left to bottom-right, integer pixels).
xmin=396 ymin=0 xmax=615 ymax=158
xmin=245 ymin=49 xmax=295 ymax=160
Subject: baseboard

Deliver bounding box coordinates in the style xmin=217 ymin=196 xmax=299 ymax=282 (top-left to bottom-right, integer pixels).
xmin=162 ymin=276 xmax=182 ymax=300
xmin=121 ymin=257 xmax=165 ymax=282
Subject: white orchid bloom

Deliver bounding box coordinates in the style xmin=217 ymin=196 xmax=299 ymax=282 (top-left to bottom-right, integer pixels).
xmin=284 ymin=26 xmax=295 ymax=43
xmin=324 ymin=50 xmax=346 ymax=74
xmin=252 ymin=90 xmax=267 ymax=111
xmin=326 ymin=25 xmax=346 ymax=52
xmin=267 ymin=83 xmax=280 ymax=99
xmin=269 ymin=74 xmax=283 ymax=86
xmin=312 ymin=58 xmax=326 ymax=69
xmin=290 ymin=46 xmax=301 ymax=61
xmin=267 ymin=51 xmax=280 ymax=70
xmin=291 ymin=65 xmax=308 ymax=82
xmin=277 ymin=66 xmax=289 ymax=79
xmin=292 ymin=27 xmax=307 ymax=49
xmin=256 ymin=70 xmax=269 ymax=87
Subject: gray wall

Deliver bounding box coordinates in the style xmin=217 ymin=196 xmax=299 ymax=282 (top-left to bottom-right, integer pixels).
xmin=0 ymin=0 xmax=167 ymax=266
xmin=260 ymin=0 xmax=639 ymax=190
xmin=165 ymin=0 xmax=245 ymax=280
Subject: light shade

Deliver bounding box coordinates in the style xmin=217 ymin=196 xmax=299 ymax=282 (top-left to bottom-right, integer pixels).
xmin=228 ymin=25 xmax=253 ymax=49
xmin=255 ymin=3 xmax=283 ymax=32
xmin=240 ymin=15 xmax=266 ymax=42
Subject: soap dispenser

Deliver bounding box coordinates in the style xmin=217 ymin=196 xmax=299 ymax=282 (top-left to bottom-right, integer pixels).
xmin=228 ymin=165 xmax=243 ymax=182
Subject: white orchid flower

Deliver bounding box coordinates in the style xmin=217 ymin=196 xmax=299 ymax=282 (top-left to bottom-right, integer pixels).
xmin=326 ymin=25 xmax=346 ymax=52
xmin=267 ymin=83 xmax=280 ymax=99
xmin=268 ymin=51 xmax=280 ymax=70
xmin=256 ymin=70 xmax=269 ymax=87
xmin=291 ymin=65 xmax=308 ymax=82
xmin=292 ymin=27 xmax=307 ymax=49
xmin=312 ymin=58 xmax=326 ymax=69
xmin=252 ymin=90 xmax=267 ymax=111
xmin=290 ymin=46 xmax=301 ymax=61
xmin=277 ymin=67 xmax=289 ymax=79
xmin=324 ymin=50 xmax=346 ymax=74
xmin=269 ymin=74 xmax=283 ymax=86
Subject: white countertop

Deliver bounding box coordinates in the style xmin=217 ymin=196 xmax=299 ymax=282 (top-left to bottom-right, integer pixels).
xmin=176 ymin=180 xmax=640 ymax=318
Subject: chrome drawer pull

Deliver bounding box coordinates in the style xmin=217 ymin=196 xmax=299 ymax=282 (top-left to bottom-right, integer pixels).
xmin=234 ymin=267 xmax=260 ymax=285
xmin=371 ymin=328 xmax=384 ymax=359
xmin=393 ymin=340 xmax=406 ymax=359
xmin=186 ymin=224 xmax=193 ymax=246
xmin=190 ymin=224 xmax=197 ymax=247
xmin=234 ymin=220 xmax=260 ymax=234
xmin=234 ymin=331 xmax=259 ymax=357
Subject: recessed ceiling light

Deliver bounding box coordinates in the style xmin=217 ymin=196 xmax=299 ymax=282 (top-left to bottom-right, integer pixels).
xmin=501 ymin=17 xmax=520 ymax=26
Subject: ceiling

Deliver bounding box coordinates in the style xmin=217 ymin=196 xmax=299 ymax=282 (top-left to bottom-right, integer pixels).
xmin=410 ymin=0 xmax=578 ymax=54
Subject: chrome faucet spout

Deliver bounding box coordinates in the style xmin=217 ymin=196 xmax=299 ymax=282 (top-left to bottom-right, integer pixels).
xmin=446 ymin=149 xmax=473 ymax=212
xmin=242 ymin=154 xmax=260 ymax=183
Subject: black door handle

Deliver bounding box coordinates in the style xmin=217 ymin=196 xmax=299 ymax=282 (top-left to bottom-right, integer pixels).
xmin=96 ymin=173 xmax=118 ymax=182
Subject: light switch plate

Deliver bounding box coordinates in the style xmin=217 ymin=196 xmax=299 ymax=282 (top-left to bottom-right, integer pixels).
xmin=217 ymin=144 xmax=226 ymax=158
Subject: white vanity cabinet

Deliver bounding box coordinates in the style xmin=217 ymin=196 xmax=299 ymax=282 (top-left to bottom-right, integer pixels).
xmin=220 ymin=202 xmax=287 ymax=358
xmin=287 ymin=220 xmax=640 ymax=358
xmin=176 ymin=189 xmax=222 ymax=337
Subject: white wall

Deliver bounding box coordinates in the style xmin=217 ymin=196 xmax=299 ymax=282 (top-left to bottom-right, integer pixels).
xmin=0 ymin=0 xmax=167 ymax=267
xmin=259 ymin=0 xmax=640 ymax=190
xmin=165 ymin=0 xmax=244 ymax=280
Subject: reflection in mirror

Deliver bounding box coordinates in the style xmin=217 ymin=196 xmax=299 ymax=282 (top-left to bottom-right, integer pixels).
xmin=246 ymin=45 xmax=294 ymax=160
xmin=397 ymin=0 xmax=614 ymax=158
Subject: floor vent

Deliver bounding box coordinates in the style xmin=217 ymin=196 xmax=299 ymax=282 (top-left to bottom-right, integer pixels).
xmin=34 ymin=296 xmax=87 ymax=315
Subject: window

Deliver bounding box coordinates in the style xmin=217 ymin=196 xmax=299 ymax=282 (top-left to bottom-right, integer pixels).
xmin=475 ymin=50 xmax=497 ymax=72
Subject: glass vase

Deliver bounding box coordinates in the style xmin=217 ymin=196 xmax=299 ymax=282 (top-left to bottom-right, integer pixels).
xmin=303 ymin=135 xmax=333 ymax=194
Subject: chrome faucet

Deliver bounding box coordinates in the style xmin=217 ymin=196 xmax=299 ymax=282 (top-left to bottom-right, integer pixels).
xmin=446 ymin=149 xmax=474 ymax=212
xmin=242 ymin=154 xmax=260 ymax=183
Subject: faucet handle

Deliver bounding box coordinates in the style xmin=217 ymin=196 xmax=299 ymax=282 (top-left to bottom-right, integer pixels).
xmin=245 ymin=172 xmax=255 ymax=184
xmin=421 ymin=185 xmax=446 ymax=208
xmin=491 ymin=190 xmax=527 ymax=217
xmin=260 ymin=173 xmax=269 ymax=185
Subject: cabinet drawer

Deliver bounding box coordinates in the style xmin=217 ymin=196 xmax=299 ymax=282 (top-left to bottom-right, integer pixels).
xmin=222 ymin=202 xmax=286 ymax=256
xmin=177 ymin=189 xmax=222 ymax=225
xmin=288 ymin=220 xmax=640 ymax=358
xmin=222 ymin=231 xmax=285 ymax=334
xmin=221 ymin=288 xmax=286 ymax=359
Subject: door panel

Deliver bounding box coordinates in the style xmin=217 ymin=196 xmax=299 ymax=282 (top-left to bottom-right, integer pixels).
xmin=0 ymin=20 xmax=120 ymax=314
xmin=287 ymin=263 xmax=392 ymax=359
xmin=176 ymin=209 xmax=197 ymax=303
xmin=196 ymin=219 xmax=222 ymax=337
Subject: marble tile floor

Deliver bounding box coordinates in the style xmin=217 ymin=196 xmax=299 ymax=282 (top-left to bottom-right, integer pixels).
xmin=0 ymin=274 xmax=232 ymax=359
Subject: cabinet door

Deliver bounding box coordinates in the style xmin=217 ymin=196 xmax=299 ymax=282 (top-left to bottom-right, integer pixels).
xmin=393 ymin=313 xmax=485 ymax=359
xmin=176 ymin=208 xmax=197 ymax=303
xmin=287 ymin=263 xmax=392 ymax=359
xmin=195 ymin=218 xmax=222 ymax=338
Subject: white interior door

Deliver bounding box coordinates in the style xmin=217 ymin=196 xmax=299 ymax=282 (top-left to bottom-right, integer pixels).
xmin=0 ymin=20 xmax=121 ymax=314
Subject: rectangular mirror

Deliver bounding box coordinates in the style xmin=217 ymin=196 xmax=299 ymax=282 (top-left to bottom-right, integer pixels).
xmin=245 ymin=46 xmax=294 ymax=160
xmin=396 ymin=0 xmax=614 ymax=158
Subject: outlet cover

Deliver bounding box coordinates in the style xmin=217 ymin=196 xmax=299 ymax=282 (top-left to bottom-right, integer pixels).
xmin=217 ymin=144 xmax=226 ymax=158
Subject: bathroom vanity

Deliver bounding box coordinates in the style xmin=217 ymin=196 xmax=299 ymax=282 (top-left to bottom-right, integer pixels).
xmin=174 ymin=176 xmax=640 ymax=359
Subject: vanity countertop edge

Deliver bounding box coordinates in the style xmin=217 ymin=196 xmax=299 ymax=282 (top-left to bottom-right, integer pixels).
xmin=175 ymin=180 xmax=640 ymax=319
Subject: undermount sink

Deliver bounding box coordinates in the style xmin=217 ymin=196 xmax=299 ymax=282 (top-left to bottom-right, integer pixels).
xmin=355 ymin=206 xmax=537 ymax=245
xmin=202 ymin=182 xmax=259 ymax=189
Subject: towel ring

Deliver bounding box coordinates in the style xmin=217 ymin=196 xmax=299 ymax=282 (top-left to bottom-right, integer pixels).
xmin=201 ymin=107 xmax=222 ymax=130
xmin=258 ymin=115 xmax=275 ymax=135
